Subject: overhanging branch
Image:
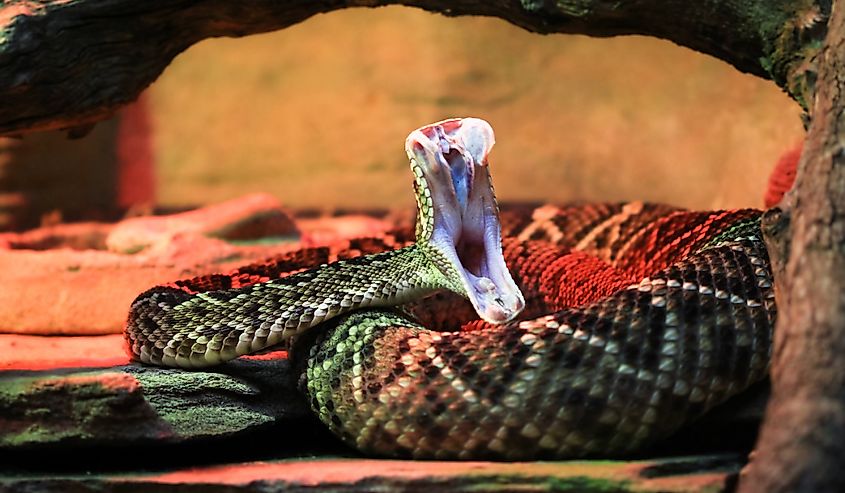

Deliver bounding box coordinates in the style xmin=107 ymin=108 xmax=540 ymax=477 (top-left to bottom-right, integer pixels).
xmin=0 ymin=0 xmax=825 ymax=136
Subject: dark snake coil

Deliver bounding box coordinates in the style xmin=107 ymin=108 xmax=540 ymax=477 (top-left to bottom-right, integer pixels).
xmin=128 ymin=201 xmax=774 ymax=460
xmin=300 ymin=202 xmax=773 ymax=459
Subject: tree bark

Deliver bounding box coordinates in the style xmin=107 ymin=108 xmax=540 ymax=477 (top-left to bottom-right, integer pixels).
xmin=742 ymin=3 xmax=845 ymax=491
xmin=0 ymin=0 xmax=820 ymax=135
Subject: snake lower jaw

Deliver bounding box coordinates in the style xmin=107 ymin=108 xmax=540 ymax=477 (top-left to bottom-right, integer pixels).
xmin=470 ymin=278 xmax=525 ymax=324
xmin=428 ymin=228 xmax=525 ymax=324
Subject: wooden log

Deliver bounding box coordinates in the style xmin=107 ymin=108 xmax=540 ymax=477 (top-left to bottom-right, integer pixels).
xmin=0 ymin=0 xmax=811 ymax=135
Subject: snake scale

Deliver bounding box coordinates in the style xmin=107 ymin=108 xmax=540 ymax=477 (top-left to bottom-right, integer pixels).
xmin=125 ymin=118 xmax=775 ymax=460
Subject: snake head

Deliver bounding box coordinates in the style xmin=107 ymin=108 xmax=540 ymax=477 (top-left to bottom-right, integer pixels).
xmin=406 ymin=118 xmax=525 ymax=324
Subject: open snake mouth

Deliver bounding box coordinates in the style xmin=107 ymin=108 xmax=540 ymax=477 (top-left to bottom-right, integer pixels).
xmin=406 ymin=118 xmax=525 ymax=324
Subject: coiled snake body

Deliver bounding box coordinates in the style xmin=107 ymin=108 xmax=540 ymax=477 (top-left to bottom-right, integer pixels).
xmin=126 ymin=119 xmax=775 ymax=460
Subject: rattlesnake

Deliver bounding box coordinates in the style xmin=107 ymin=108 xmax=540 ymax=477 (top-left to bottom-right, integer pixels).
xmin=125 ymin=118 xmax=774 ymax=459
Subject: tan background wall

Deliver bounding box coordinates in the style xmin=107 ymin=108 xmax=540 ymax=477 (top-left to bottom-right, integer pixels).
xmin=150 ymin=7 xmax=804 ymax=211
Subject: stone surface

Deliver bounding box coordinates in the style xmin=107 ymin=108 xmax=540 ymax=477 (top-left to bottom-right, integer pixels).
xmin=0 ymin=195 xmax=407 ymax=335
xmin=0 ymin=335 xmax=306 ymax=449
xmin=0 ymin=238 xmax=295 ymax=335
xmin=0 ymin=334 xmax=128 ymax=371
xmin=104 ymin=193 xmax=297 ymax=254
xmin=0 ymin=455 xmax=743 ymax=492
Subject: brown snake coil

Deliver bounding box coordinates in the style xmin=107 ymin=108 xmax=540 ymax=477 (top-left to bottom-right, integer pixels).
xmin=126 ymin=119 xmax=775 ymax=460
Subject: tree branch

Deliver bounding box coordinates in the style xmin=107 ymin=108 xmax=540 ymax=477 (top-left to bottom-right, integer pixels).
xmin=0 ymin=0 xmax=823 ymax=136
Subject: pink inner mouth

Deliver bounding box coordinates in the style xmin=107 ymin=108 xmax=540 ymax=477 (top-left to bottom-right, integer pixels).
xmin=406 ymin=118 xmax=524 ymax=324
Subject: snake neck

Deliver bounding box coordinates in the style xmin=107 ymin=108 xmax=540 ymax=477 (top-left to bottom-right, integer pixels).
xmin=290 ymin=244 xmax=448 ymax=312
xmin=126 ymin=244 xmax=447 ymax=368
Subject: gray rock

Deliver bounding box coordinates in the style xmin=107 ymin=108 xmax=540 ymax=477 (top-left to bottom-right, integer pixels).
xmin=0 ymin=357 xmax=307 ymax=448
